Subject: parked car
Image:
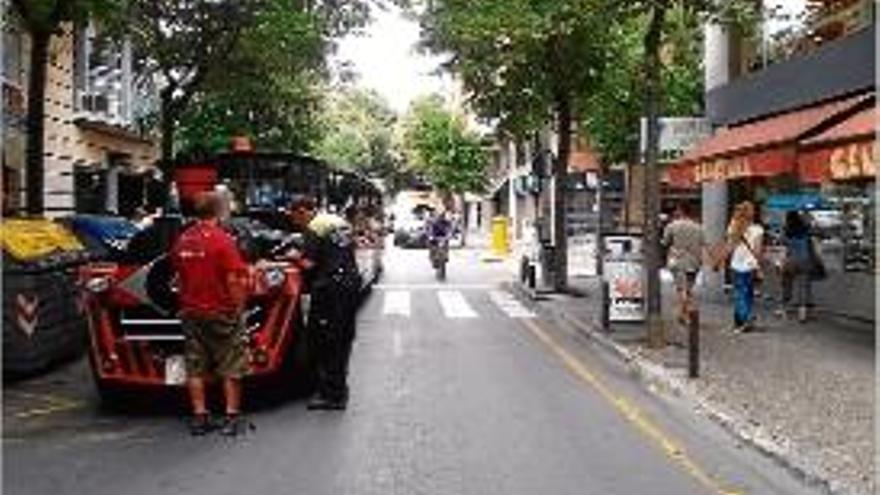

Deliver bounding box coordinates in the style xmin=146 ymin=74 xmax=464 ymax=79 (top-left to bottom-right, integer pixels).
xmin=394 ymin=215 xmax=429 ymax=248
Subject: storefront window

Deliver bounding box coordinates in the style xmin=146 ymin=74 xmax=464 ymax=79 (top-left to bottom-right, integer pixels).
xmin=819 ymin=182 xmax=875 ymax=273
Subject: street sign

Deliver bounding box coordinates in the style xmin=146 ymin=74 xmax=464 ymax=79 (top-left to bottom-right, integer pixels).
xmin=640 ymin=117 xmax=712 ymax=164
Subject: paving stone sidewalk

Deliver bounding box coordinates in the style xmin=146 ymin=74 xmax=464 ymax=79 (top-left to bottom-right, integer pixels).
xmin=513 ymin=274 xmax=874 ymax=495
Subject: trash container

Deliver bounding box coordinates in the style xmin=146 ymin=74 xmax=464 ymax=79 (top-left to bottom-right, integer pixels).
xmin=60 ymin=214 xmax=140 ymax=262
xmin=491 ymin=216 xmax=509 ymax=256
xmin=1 ymin=219 xmax=91 ymax=377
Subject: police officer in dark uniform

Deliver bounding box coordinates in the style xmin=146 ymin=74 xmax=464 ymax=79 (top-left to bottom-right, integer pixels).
xmin=286 ymin=196 xmax=362 ymax=410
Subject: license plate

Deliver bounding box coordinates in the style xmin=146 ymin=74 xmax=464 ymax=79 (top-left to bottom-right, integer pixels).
xmin=164 ymin=355 xmax=187 ymax=386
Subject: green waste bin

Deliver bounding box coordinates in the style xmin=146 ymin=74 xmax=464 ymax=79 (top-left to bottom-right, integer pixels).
xmin=1 ymin=219 xmax=91 ymax=377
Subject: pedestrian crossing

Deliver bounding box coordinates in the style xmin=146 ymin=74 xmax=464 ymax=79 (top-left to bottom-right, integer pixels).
xmin=378 ymin=287 xmax=536 ymax=320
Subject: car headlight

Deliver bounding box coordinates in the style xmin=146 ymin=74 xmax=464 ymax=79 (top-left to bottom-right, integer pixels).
xmin=262 ymin=268 xmax=286 ymax=289
xmin=84 ymin=276 xmax=111 ymax=294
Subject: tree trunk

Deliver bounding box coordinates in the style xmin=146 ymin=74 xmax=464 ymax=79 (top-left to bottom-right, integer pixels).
xmin=643 ymin=3 xmax=667 ymax=348
xmin=24 ymin=31 xmax=51 ymax=216
xmin=553 ymin=96 xmax=572 ymax=293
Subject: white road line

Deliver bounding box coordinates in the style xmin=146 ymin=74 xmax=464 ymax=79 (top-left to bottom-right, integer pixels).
xmin=393 ymin=330 xmax=403 ymax=358
xmin=489 ymin=290 xmax=536 ymax=319
xmin=383 ymin=290 xmax=411 ymax=317
xmin=374 ymin=283 xmax=494 ymax=291
xmin=437 ymin=290 xmax=478 ymax=319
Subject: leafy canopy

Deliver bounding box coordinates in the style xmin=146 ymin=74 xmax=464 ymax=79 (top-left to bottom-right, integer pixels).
xmin=418 ymin=0 xmax=614 ymax=137
xmin=399 ymin=95 xmax=488 ymax=194
xmin=315 ymin=86 xmax=398 ymax=176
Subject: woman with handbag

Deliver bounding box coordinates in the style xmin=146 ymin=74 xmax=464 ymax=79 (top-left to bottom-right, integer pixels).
xmin=779 ymin=211 xmax=814 ymax=323
xmin=727 ymin=201 xmax=764 ymax=333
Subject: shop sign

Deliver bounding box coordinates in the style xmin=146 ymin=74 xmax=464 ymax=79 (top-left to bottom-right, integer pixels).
xmin=640 ymin=117 xmax=712 ymax=163
xmin=692 ymin=148 xmax=794 ymax=183
xmin=828 ymin=142 xmax=877 ymax=180
xmin=568 ymin=233 xmax=597 ymax=277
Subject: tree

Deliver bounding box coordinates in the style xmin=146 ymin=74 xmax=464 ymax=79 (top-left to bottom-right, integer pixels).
xmin=10 ymin=0 xmax=112 ymax=215
xmin=418 ymin=0 xmax=614 ymax=292
xmin=315 ymin=87 xmax=398 ymax=176
xmin=581 ymin=6 xmax=704 ymax=166
xmin=176 ymin=1 xmax=328 ymax=155
xmin=122 ymin=0 xmax=374 ymax=166
xmin=399 ymin=95 xmax=488 ymax=202
xmin=121 ymin=0 xmax=256 ymax=166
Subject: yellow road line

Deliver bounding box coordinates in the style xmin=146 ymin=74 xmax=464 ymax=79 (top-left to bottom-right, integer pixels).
xmin=521 ymin=318 xmax=743 ymax=495
xmin=9 ymin=392 xmax=85 ymax=419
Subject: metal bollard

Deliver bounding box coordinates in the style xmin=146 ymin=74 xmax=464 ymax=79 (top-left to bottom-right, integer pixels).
xmin=688 ymin=308 xmax=700 ymax=378
xmin=600 ymin=280 xmax=610 ymax=332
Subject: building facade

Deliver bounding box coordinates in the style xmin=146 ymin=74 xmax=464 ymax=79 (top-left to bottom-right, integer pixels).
xmin=2 ymin=8 xmax=158 ymax=217
xmin=674 ymin=0 xmax=875 ymax=317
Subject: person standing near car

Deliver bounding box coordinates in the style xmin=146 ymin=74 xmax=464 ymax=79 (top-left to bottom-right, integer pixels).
xmin=286 ymin=196 xmax=362 ymax=410
xmin=662 ymin=202 xmax=705 ymax=325
xmin=171 ymin=192 xmax=251 ymax=436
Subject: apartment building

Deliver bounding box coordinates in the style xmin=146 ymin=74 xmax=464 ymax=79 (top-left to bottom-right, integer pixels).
xmin=2 ymin=8 xmax=158 ymax=217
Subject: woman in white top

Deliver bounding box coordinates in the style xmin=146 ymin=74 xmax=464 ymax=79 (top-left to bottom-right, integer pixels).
xmin=727 ymin=201 xmax=763 ymax=332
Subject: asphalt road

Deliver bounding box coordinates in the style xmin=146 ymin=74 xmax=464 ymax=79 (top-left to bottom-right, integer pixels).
xmin=3 ymin=244 xmax=819 ymax=495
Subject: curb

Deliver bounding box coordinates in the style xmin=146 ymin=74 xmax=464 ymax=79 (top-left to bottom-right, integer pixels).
xmin=507 ymin=281 xmax=849 ymax=495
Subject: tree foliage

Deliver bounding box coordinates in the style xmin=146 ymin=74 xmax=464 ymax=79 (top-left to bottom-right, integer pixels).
xmin=315 ymin=86 xmax=397 ymax=176
xmin=176 ymin=1 xmax=329 ymax=155
xmin=120 ymin=0 xmax=374 ymax=162
xmin=581 ymin=4 xmax=705 ymax=165
xmin=399 ymin=95 xmax=487 ymax=195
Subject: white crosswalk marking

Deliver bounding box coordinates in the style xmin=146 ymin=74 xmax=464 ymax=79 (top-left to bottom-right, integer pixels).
xmin=383 ymin=290 xmax=411 ymax=317
xmin=488 ymin=290 xmax=536 ymax=319
xmin=437 ymin=290 xmax=478 ymax=319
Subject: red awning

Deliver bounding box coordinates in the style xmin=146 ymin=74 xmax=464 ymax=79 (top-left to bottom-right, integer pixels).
xmin=798 ymin=105 xmax=877 ymax=183
xmin=666 ymin=93 xmax=871 ymax=186
xmin=679 ymin=94 xmax=869 ymax=164
xmin=802 ymin=104 xmax=875 ymax=146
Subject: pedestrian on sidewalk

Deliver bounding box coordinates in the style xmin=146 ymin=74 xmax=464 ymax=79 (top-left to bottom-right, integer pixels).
xmin=727 ymin=201 xmax=764 ymax=333
xmin=778 ymin=210 xmax=815 ymax=322
xmin=662 ymin=202 xmax=705 ymax=325
xmin=286 ymin=195 xmax=362 ymax=410
xmin=171 ymin=192 xmax=251 ymax=436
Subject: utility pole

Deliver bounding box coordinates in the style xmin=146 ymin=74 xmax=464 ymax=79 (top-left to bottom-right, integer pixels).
xmin=643 ymin=3 xmax=667 ymax=348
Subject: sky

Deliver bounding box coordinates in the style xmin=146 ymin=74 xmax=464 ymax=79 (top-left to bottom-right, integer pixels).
xmin=333 ymin=5 xmax=453 ymax=115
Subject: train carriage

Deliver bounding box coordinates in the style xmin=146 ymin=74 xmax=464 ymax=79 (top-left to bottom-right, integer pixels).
xmin=78 ymin=150 xmax=384 ymax=404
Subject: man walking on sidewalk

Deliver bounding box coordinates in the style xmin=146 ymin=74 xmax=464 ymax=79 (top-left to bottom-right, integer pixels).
xmin=662 ymin=202 xmax=705 ymax=325
xmin=171 ymin=192 xmax=251 ymax=436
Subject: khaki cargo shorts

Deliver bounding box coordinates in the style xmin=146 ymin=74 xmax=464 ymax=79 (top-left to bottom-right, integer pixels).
xmin=182 ymin=316 xmax=250 ymax=379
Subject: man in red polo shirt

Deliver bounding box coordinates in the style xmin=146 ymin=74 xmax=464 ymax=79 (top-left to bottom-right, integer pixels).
xmin=171 ymin=192 xmax=250 ymax=436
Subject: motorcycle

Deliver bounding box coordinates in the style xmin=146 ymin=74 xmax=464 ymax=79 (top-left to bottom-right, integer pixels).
xmin=429 ymin=237 xmax=450 ymax=281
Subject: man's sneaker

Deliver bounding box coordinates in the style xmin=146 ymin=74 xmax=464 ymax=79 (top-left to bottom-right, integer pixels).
xmin=188 ymin=414 xmax=213 ymax=436
xmin=220 ymin=414 xmax=248 ymax=437
xmin=307 ymin=396 xmax=347 ymax=411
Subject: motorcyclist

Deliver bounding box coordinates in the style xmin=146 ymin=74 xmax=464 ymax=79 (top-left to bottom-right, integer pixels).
xmin=427 ymin=211 xmax=452 ymax=270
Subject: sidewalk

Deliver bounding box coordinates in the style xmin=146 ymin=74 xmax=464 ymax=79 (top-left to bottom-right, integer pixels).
xmin=512 ymin=274 xmax=875 ymax=495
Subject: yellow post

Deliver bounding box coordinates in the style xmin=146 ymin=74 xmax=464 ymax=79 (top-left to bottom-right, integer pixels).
xmin=491 ymin=216 xmax=509 ymax=257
